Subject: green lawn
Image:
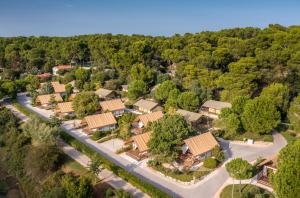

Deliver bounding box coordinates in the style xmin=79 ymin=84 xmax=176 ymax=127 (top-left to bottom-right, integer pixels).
xmin=225 ymin=131 xmax=273 ymax=142
xmin=220 ymin=184 xmax=274 ymax=198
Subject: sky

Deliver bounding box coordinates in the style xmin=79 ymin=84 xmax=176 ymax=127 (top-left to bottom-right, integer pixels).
xmin=0 ymin=0 xmax=299 ymax=37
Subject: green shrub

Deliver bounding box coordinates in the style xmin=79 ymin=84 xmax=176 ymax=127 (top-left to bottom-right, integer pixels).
xmin=203 ymin=157 xmax=218 ymax=169
xmin=262 ymin=135 xmax=273 ymax=142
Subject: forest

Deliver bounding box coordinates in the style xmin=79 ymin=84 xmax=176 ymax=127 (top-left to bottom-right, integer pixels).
xmin=1 ymin=24 xmax=300 ymax=99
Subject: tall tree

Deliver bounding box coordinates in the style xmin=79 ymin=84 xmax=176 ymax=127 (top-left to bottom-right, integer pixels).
xmin=72 ymin=91 xmax=99 ymax=118
xmin=148 ymin=114 xmax=193 ymax=162
xmin=260 ymin=83 xmax=290 ymax=114
xmin=272 ymin=139 xmax=300 ymax=198
xmin=287 ymin=95 xmax=300 ymax=133
xmin=241 ymin=96 xmax=280 ymax=134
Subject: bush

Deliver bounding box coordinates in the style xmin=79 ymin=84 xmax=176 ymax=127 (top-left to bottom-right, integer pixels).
xmin=90 ymin=131 xmax=108 ymax=141
xmin=203 ymin=157 xmax=218 ymax=169
xmin=262 ymin=135 xmax=273 ymax=142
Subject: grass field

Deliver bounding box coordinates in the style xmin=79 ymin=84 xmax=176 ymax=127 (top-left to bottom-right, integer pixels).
xmin=220 ymin=184 xmax=274 ymax=198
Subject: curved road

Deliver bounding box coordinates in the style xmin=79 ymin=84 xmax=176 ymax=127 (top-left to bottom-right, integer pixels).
xmin=15 ymin=93 xmax=287 ymax=198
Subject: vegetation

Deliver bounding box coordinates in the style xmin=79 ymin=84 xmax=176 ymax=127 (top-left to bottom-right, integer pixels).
xmin=226 ymin=158 xmax=253 ymax=180
xmin=271 ymin=139 xmax=300 ymax=198
xmin=148 ymin=114 xmax=194 ymax=163
xmin=220 ymin=184 xmax=274 ymax=198
xmin=72 ymin=91 xmax=99 ymax=118
xmin=287 ymin=95 xmax=300 ymax=133
xmin=203 ymin=157 xmax=218 ymax=169
xmin=0 ymin=108 xmax=95 ymax=198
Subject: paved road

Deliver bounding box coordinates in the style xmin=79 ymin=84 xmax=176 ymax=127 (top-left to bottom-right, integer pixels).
xmin=15 ymin=93 xmax=287 ymax=198
xmin=4 ymin=102 xmax=148 ymax=198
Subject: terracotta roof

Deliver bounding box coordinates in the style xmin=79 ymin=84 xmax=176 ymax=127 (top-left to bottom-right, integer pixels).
xmin=202 ymin=100 xmax=231 ymax=110
xmin=36 ymin=73 xmax=52 ymax=78
xmin=36 ymin=94 xmax=63 ymax=105
xmin=53 ymin=65 xmax=73 ymax=70
xmin=40 ymin=81 xmax=66 ymax=93
xmin=95 ymin=88 xmax=114 ymax=98
xmin=100 ymin=99 xmax=126 ymax=112
xmin=51 ymin=81 xmax=66 ymax=93
xmin=137 ymin=111 xmax=164 ymax=126
xmin=132 ymin=132 xmax=152 ymax=152
xmin=176 ymin=109 xmax=203 ymax=122
xmin=83 ymin=112 xmax=117 ymax=129
xmin=56 ymin=102 xmax=74 ymax=113
xmin=184 ymin=132 xmax=219 ymax=157
xmin=134 ymin=99 xmax=159 ymax=111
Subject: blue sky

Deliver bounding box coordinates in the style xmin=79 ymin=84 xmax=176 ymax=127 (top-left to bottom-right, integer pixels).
xmin=0 ymin=0 xmax=299 ymax=36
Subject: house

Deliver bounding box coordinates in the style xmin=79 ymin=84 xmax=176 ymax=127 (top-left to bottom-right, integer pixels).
xmin=182 ymin=132 xmax=219 ymax=160
xmin=35 ymin=94 xmax=63 ymax=108
xmin=200 ymin=100 xmax=232 ymax=118
xmin=121 ymin=85 xmax=128 ymax=92
xmin=95 ymin=88 xmax=115 ymax=100
xmin=134 ymin=111 xmax=164 ymax=128
xmin=127 ymin=132 xmax=151 ymax=161
xmin=55 ymin=102 xmax=75 ymax=118
xmin=100 ymin=99 xmax=126 ymax=117
xmin=81 ymin=112 xmax=117 ymax=135
xmin=257 ymin=155 xmax=278 ymax=187
xmin=52 ymin=65 xmax=73 ymax=75
xmin=133 ymin=99 xmax=161 ymax=113
xmin=176 ymin=109 xmax=203 ymax=129
xmin=40 ymin=81 xmax=66 ymax=96
xmin=36 ymin=73 xmax=52 ymax=79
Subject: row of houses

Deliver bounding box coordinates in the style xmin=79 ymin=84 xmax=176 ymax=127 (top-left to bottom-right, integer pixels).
xmin=127 ymin=131 xmax=219 ymax=161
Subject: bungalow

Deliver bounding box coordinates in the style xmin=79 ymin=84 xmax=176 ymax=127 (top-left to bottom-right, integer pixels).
xmin=200 ymin=100 xmax=232 ymax=118
xmin=81 ymin=112 xmax=117 ymax=135
xmin=36 ymin=73 xmax=52 ymax=79
xmin=182 ymin=132 xmax=219 ymax=160
xmin=133 ymin=99 xmax=161 ymax=113
xmin=55 ymin=102 xmax=75 ymax=118
xmin=176 ymin=109 xmax=203 ymax=129
xmin=52 ymin=65 xmax=73 ymax=75
xmin=134 ymin=111 xmax=164 ymax=128
xmin=100 ymin=99 xmax=126 ymax=117
xmin=127 ymin=131 xmax=151 ymax=160
xmin=95 ymin=88 xmax=115 ymax=100
xmin=35 ymin=94 xmax=63 ymax=108
xmin=40 ymin=81 xmax=67 ymax=96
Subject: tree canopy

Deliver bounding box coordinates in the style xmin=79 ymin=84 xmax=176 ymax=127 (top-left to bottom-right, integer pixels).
xmin=72 ymin=91 xmax=99 ymax=118
xmin=287 ymin=95 xmax=300 ymax=133
xmin=225 ymin=158 xmax=253 ymax=180
xmin=148 ymin=114 xmax=193 ymax=162
xmin=272 ymin=139 xmax=300 ymax=198
xmin=241 ymin=96 xmax=280 ymax=134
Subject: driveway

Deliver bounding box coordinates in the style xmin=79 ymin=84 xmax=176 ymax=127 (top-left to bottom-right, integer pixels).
xmin=15 ymin=93 xmax=287 ymax=198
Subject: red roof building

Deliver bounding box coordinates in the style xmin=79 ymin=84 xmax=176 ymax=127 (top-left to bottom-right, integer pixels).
xmin=52 ymin=65 xmax=73 ymax=75
xmin=36 ymin=73 xmax=52 ymax=78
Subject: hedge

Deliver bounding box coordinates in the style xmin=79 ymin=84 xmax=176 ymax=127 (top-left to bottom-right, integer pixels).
xmin=60 ymin=132 xmax=170 ymax=198
xmin=13 ymin=101 xmax=170 ymax=198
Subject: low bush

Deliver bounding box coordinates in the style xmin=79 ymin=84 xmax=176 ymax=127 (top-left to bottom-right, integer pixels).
xmin=116 ymin=145 xmax=132 ymax=154
xmin=90 ymin=131 xmax=109 ymax=141
xmin=203 ymin=157 xmax=218 ymax=169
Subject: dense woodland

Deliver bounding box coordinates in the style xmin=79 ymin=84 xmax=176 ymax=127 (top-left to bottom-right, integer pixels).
xmin=0 ymin=24 xmax=300 ymax=198
xmin=1 ymin=24 xmax=300 ymax=99
xmin=1 ymin=24 xmax=300 ymax=138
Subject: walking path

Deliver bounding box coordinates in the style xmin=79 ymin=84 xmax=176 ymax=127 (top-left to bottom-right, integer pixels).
xmin=4 ymin=103 xmax=148 ymax=198
xmin=12 ymin=93 xmax=288 ymax=198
